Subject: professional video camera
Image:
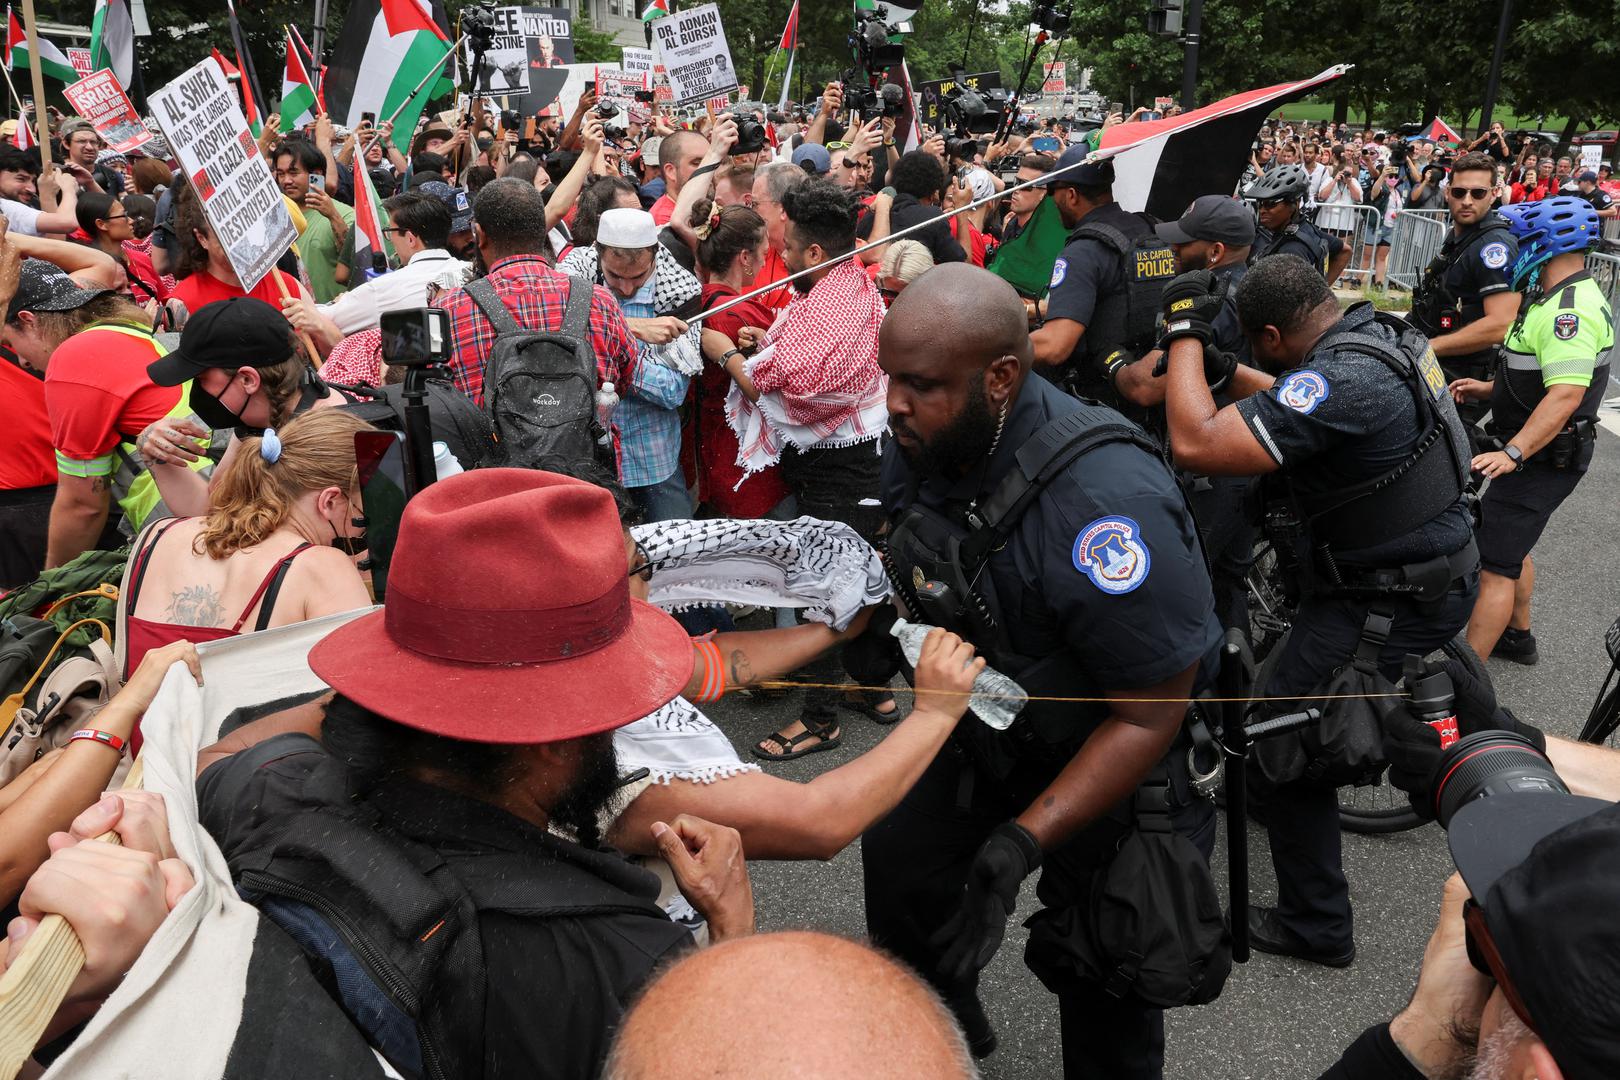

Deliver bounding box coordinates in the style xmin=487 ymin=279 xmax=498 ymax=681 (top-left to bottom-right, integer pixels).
xmin=594 ymin=98 xmax=621 ymax=121
xmin=852 ymin=5 xmax=905 ymax=74
xmin=462 ymin=0 xmax=498 ymax=50
xmin=941 ymin=72 xmax=1009 ymax=135
xmin=840 ymin=74 xmax=907 ymax=121
xmin=1032 ymin=0 xmax=1072 ymax=34
xmin=1388 ymin=139 xmax=1409 ymax=164
xmin=729 ymin=110 xmax=767 ymax=155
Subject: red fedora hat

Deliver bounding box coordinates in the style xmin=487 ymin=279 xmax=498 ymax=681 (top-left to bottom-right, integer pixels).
xmin=309 ymin=469 xmax=693 ymax=743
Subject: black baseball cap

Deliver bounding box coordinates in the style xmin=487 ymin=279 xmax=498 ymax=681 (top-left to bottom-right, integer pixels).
xmin=1449 ymin=795 xmax=1620 ymax=1080
xmin=1155 ymin=194 xmax=1257 ymax=246
xmin=146 ymin=297 xmax=297 ymax=386
xmin=8 ymin=259 xmax=112 ymax=321
xmin=1036 ymin=145 xmax=1115 ymax=189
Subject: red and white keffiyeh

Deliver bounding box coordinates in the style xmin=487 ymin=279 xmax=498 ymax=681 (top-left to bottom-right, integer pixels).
xmin=725 ymin=259 xmax=888 ymax=483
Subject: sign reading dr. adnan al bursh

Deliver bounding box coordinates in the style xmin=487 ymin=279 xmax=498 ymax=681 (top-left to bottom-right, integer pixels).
xmin=652 ymin=2 xmax=737 ymax=107
xmin=152 ymin=60 xmax=297 ymax=292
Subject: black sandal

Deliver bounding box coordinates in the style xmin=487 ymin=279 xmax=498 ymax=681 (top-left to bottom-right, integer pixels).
xmin=839 ymin=689 xmax=903 ymax=726
xmin=752 ymin=718 xmax=842 ymax=761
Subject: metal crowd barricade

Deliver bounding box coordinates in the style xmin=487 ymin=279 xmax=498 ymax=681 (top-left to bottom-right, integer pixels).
xmin=1584 ymin=250 xmax=1620 ymax=315
xmin=1385 ymin=209 xmax=1451 ymax=292
xmin=1311 ymin=202 xmax=1379 ymax=286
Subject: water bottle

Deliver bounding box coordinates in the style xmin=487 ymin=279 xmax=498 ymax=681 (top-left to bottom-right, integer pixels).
xmin=432 ymin=441 xmax=463 ymax=481
xmin=1403 ymin=655 xmax=1458 ymax=750
xmin=595 ymin=381 xmax=619 ymax=448
xmin=889 ymin=618 xmax=1028 ymax=730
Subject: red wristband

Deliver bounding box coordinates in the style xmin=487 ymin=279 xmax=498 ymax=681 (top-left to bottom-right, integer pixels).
xmin=69 ymin=729 xmax=127 ymax=755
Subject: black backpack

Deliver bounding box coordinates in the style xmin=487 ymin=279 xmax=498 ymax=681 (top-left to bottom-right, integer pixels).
xmin=464 ymin=275 xmax=604 ymax=468
xmin=330 ymin=378 xmax=498 ymax=471
xmin=200 ymin=735 xmax=670 ymax=1080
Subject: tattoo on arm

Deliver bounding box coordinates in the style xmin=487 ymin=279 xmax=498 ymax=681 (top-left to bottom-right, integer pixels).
xmin=728 ymin=649 xmax=755 ymax=687
xmin=89 ymin=476 xmax=110 ymax=494
xmin=165 ymin=584 xmax=227 ymax=627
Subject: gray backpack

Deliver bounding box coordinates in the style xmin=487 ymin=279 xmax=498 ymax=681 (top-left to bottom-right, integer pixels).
xmin=464 ymin=275 xmax=605 ymax=468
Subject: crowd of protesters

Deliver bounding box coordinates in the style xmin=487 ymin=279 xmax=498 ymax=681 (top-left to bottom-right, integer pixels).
xmin=1 ymin=72 xmax=1618 ymax=1080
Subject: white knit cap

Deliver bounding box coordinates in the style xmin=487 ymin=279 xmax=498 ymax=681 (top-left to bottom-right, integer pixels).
xmin=597 ymin=207 xmax=659 ymax=249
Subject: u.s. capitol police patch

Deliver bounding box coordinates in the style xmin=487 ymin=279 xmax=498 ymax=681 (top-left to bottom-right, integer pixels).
xmin=1049 ymin=258 xmax=1068 ymax=289
xmin=1481 ymin=241 xmax=1509 ymax=269
xmin=1276 ymin=370 xmax=1330 ymax=414
xmin=1554 ymin=312 xmax=1580 ymax=340
xmin=1072 ymin=516 xmax=1151 ymax=595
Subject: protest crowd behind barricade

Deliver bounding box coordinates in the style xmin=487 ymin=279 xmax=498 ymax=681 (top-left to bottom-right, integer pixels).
xmin=3 ymin=4 xmax=1620 ymax=1080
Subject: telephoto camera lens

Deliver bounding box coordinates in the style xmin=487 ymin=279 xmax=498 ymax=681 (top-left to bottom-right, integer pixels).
xmin=1431 ymin=730 xmax=1569 ymax=829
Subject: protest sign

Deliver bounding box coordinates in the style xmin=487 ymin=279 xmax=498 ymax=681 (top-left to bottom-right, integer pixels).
xmin=622 ymin=46 xmax=655 ymax=79
xmin=652 ymin=2 xmax=738 ymax=106
xmin=461 ymin=6 xmax=531 ymax=95
xmin=62 ymin=70 xmax=152 ymax=154
xmin=597 ymin=67 xmax=646 ymax=100
xmin=1579 ymin=143 xmax=1605 ymax=172
xmin=916 ymin=71 xmax=1000 ymax=131
xmin=454 ymin=7 xmax=573 ymax=115
xmin=1041 ymin=62 xmax=1066 ymax=95
xmin=151 ymin=59 xmax=297 ymax=293
xmin=67 ymin=47 xmax=93 ymax=80
xmin=1155 ymin=96 xmax=1174 ymax=112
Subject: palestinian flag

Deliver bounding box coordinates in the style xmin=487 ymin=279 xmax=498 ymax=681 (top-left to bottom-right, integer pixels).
xmin=6 ymin=8 xmax=77 ymax=83
xmin=280 ymin=28 xmax=318 ymax=133
xmin=988 ymin=195 xmax=1068 ymax=299
xmin=89 ymin=0 xmax=138 ymax=93
xmin=324 ymin=0 xmax=451 ymax=144
xmin=1092 ymin=66 xmax=1349 ymax=221
xmin=289 ymin=24 xmax=328 ymax=114
xmin=351 ymin=153 xmax=390 ymax=277
xmin=1412 ymin=116 xmax=1461 ymax=146
xmin=640 ymin=0 xmax=670 ymax=21
xmin=13 ymin=107 xmax=32 ymax=150
xmin=854 ymin=0 xmax=919 ymax=27
xmin=777 ymin=0 xmax=798 ymax=49
xmin=225 ymin=0 xmax=270 ymax=138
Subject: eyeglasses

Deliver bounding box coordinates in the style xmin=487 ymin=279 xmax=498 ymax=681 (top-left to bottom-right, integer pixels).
xmin=1448 ymin=187 xmax=1492 ymax=201
xmin=627 ymin=537 xmax=656 ymax=582
xmin=381 ymin=226 xmax=409 ymax=235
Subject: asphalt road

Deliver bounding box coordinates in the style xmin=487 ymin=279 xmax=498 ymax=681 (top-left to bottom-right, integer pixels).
xmin=697 ymin=420 xmax=1620 ymax=1080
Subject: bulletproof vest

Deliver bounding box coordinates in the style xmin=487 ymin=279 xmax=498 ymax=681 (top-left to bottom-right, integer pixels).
xmin=1279 ymin=311 xmax=1470 ymax=555
xmin=1494 ymin=276 xmax=1613 ymax=452
xmin=1067 ymin=205 xmax=1177 ymax=400
xmin=1411 ymin=218 xmax=1513 ymax=341
xmin=1256 ymin=219 xmax=1330 ymax=275
xmin=885 ymin=403 xmax=1167 ymax=777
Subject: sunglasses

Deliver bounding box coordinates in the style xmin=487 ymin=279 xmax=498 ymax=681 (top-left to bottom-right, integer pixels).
xmin=826 ymin=140 xmax=851 ymax=150
xmin=628 ymin=537 xmax=656 ymax=582
xmin=1256 ymin=198 xmax=1291 ymax=210
xmin=1463 ymin=900 xmax=1539 ymax=1034
xmin=1449 ymin=187 xmax=1493 ymax=201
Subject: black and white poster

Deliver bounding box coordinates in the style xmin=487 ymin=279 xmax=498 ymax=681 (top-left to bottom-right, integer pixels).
xmin=652 ymin=3 xmax=737 ymax=107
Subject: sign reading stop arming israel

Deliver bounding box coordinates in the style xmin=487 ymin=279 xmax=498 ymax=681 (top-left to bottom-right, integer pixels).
xmin=152 ymin=59 xmax=297 ymax=292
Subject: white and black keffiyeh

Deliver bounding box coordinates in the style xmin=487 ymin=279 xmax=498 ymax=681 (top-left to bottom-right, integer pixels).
xmin=557 ymin=244 xmax=704 ymax=374
xmin=631 ymin=516 xmax=889 ymax=632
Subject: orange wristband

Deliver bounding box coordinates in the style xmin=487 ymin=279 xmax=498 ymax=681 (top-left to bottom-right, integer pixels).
xmin=690 ymin=638 xmax=727 ymax=702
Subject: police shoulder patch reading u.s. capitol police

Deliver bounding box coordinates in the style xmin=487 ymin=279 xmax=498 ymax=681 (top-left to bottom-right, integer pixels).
xmin=1481 ymin=241 xmax=1509 ymax=269
xmin=1276 ymin=370 xmax=1330 ymax=414
xmin=1049 ymin=258 xmax=1068 ymax=289
xmin=1072 ymin=515 xmax=1151 ymax=594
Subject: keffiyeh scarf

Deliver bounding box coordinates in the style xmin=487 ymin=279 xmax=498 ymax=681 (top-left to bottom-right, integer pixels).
xmin=725 ymin=259 xmax=889 ymax=481
xmin=558 ymin=243 xmax=704 ymax=374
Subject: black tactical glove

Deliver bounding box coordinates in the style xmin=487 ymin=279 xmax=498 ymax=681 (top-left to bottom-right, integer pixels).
xmin=1382 ymin=657 xmax=1547 ymax=819
xmin=1102 ymin=348 xmax=1136 ymax=391
xmin=932 ymin=821 xmax=1043 ymax=984
xmin=1159 ymin=269 xmax=1225 ymax=349
xmin=1151 ymin=342 xmax=1237 ymax=393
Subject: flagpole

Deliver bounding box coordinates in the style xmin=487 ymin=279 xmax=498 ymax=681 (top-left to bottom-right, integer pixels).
xmin=18 ymin=0 xmax=46 ymax=169
xmin=693 ymin=150 xmax=1107 ymax=323
xmin=775 ymin=47 xmax=795 ymax=115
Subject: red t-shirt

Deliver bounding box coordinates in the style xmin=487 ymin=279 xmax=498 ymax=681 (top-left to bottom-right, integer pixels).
xmin=44 ymin=326 xmax=181 ymax=475
xmin=0 ymin=356 xmax=56 ymax=490
xmin=171 ymin=268 xmax=303 ymax=314
xmin=650 ymin=193 xmax=676 ymax=226
xmin=122 ymin=241 xmax=172 ymax=304
xmin=750 ymin=247 xmax=796 ymax=314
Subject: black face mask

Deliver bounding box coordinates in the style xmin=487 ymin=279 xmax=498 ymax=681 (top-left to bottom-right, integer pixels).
xmin=329 ymin=506 xmax=369 ymax=558
xmin=189 ymin=379 xmax=250 ymax=432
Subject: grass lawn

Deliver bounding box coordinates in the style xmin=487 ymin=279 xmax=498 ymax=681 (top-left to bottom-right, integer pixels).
xmin=1271 ymin=101 xmax=1574 ymax=136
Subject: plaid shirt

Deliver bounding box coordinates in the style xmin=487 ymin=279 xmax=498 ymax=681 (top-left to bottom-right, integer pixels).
xmin=613 ymin=278 xmax=692 ymax=488
xmin=436 ymin=254 xmax=638 ymax=408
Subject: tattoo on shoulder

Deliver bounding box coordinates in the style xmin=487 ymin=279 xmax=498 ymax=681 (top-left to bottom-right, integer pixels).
xmin=728 ymin=649 xmax=755 ymax=687
xmin=165 ymin=584 xmax=227 ymax=628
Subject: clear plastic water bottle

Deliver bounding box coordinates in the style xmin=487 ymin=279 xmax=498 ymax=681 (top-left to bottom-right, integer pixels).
xmin=889 ymin=618 xmax=1029 ymax=730
xmin=595 ymin=381 xmax=619 ymax=447
xmin=432 ymin=441 xmax=463 ymax=481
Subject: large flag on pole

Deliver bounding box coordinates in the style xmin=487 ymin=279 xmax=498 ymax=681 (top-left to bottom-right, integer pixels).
xmin=280 ymin=28 xmax=318 ymax=132
xmin=225 ymin=0 xmax=269 ymax=137
xmin=351 ymin=152 xmax=390 ymax=276
xmin=773 ymin=0 xmax=799 ymax=113
xmin=640 ymin=0 xmax=671 ymax=21
xmin=6 ymin=8 xmax=76 ymax=83
xmin=289 ymin=24 xmax=326 ymax=114
xmin=89 ymin=0 xmax=144 ymax=108
xmin=324 ymin=0 xmax=452 ymax=144
xmin=1093 ymin=66 xmax=1350 ymax=220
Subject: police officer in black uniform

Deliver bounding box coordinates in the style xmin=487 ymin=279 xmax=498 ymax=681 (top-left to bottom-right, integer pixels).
xmin=1409 ymin=151 xmax=1521 ymax=436
xmin=1160 ymin=253 xmax=1478 ymax=967
xmin=1245 ymin=164 xmax=1353 ymax=283
xmin=1027 ymin=147 xmax=1178 ymax=415
xmin=864 ymin=263 xmax=1224 ymax=1078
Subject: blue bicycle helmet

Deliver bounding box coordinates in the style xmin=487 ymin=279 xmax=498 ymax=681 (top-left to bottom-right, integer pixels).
xmin=1498 ymin=195 xmax=1600 ymax=289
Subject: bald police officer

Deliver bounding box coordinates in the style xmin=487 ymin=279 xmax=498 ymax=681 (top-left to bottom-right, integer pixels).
xmin=866 ymin=264 xmax=1224 ymax=1078
xmin=1027 ymin=149 xmax=1178 ymax=416
xmin=1245 ymin=164 xmax=1352 ymax=282
xmin=1160 ymin=254 xmax=1478 ymax=966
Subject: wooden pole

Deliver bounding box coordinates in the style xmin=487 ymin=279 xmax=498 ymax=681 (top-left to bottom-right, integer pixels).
xmin=0 ymin=760 xmax=144 ymax=1080
xmin=19 ymin=0 xmax=50 ymax=171
xmin=271 ymin=270 xmax=323 ymax=369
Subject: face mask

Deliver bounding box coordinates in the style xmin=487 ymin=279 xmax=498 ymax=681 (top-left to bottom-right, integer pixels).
xmin=189 ymin=378 xmax=252 ymax=433
xmin=328 ymin=500 xmax=369 ymax=557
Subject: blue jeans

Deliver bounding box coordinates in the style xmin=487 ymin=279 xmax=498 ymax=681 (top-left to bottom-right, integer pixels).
xmin=629 ymin=470 xmax=694 ymax=524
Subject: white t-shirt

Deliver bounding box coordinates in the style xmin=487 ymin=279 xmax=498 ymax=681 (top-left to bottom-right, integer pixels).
xmin=317 ymin=249 xmax=472 ymax=336
xmin=1303 ymin=163 xmax=1331 ymax=208
xmin=0 ymin=198 xmax=44 ymax=237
